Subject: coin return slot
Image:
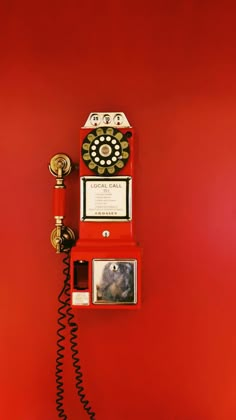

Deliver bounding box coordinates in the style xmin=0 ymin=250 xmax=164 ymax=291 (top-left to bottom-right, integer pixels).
xmin=73 ymin=260 xmax=89 ymax=290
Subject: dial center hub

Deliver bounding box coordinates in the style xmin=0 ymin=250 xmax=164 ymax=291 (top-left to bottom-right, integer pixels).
xmin=99 ymin=144 xmax=112 ymax=157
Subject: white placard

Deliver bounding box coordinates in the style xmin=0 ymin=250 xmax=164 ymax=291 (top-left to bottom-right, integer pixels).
xmin=81 ymin=177 xmax=131 ymax=221
xmin=72 ymin=292 xmax=90 ymax=306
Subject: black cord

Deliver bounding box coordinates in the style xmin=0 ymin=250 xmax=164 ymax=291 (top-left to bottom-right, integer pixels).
xmin=55 ymin=252 xmax=70 ymax=419
xmin=55 ymin=251 xmax=96 ymax=420
xmin=66 ymin=298 xmax=96 ymax=420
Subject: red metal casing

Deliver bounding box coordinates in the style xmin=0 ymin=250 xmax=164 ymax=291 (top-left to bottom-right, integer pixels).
xmin=70 ymin=114 xmax=141 ymax=309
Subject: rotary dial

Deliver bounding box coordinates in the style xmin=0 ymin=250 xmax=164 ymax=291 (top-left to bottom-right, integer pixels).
xmin=82 ymin=127 xmax=130 ymax=176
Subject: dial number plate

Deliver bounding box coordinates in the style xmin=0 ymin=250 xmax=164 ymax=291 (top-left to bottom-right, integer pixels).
xmin=82 ymin=127 xmax=130 ymax=176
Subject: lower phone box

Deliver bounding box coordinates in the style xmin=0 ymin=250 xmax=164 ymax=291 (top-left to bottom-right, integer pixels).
xmin=72 ymin=259 xmax=138 ymax=306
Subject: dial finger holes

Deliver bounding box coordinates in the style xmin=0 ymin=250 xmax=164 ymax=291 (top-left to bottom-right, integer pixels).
xmin=82 ymin=127 xmax=130 ymax=176
xmin=108 ymin=166 xmax=115 ymax=174
xmin=82 ymin=143 xmax=90 ymax=150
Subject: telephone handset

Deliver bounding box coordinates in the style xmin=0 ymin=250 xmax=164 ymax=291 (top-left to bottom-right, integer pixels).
xmin=49 ymin=112 xmax=141 ymax=309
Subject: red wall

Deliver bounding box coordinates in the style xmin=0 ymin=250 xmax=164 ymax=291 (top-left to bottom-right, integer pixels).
xmin=1 ymin=1 xmax=236 ymax=419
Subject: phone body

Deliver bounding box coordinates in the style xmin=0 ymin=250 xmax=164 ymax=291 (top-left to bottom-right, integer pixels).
xmin=70 ymin=112 xmax=141 ymax=309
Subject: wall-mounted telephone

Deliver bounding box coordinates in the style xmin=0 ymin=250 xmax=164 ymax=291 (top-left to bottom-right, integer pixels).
xmin=49 ymin=112 xmax=141 ymax=309
xmin=49 ymin=113 xmax=141 ymax=419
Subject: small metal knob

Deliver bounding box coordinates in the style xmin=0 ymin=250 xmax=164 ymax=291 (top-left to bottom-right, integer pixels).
xmin=49 ymin=154 xmax=72 ymax=178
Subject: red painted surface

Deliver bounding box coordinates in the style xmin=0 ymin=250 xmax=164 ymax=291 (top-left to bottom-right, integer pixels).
xmin=1 ymin=1 xmax=236 ymax=419
xmin=53 ymin=188 xmax=66 ymax=217
xmin=69 ymin=122 xmax=141 ymax=309
xmin=78 ymin=125 xmax=135 ymax=241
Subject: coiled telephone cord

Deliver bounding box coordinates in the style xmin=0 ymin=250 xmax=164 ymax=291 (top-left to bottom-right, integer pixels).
xmin=55 ymin=251 xmax=96 ymax=420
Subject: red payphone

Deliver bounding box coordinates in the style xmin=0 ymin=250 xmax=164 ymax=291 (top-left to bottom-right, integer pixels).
xmin=49 ymin=112 xmax=141 ymax=309
xmin=49 ymin=113 xmax=141 ymax=419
